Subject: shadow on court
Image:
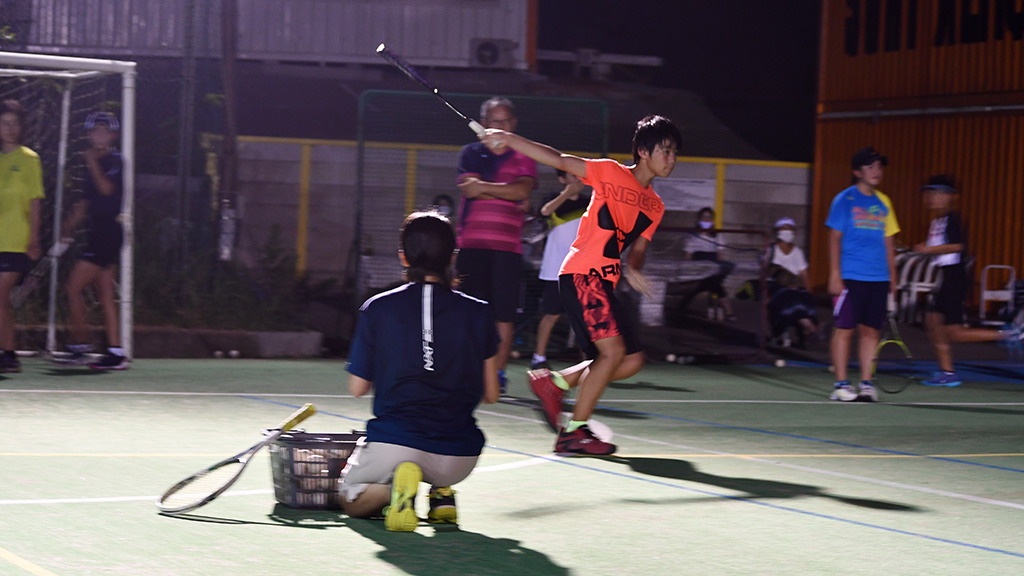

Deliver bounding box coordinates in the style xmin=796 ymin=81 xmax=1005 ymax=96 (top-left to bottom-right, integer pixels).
xmin=608 ymin=380 xmax=696 ymax=393
xmin=43 ymin=367 xmax=107 ymax=377
xmin=345 ymin=517 xmax=570 ymax=576
xmin=601 ymin=456 xmax=921 ymax=512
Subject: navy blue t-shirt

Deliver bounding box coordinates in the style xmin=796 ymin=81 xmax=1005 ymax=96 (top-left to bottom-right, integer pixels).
xmin=83 ymin=149 xmax=124 ymax=235
xmin=347 ymin=282 xmax=500 ymax=456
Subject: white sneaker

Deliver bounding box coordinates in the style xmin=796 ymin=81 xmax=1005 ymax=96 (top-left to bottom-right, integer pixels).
xmin=830 ymin=381 xmax=858 ymax=402
xmin=858 ymin=381 xmax=879 ymax=402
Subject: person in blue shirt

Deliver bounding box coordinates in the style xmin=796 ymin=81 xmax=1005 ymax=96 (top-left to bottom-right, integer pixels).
xmin=825 ymin=147 xmax=900 ymax=402
xmin=341 ymin=210 xmax=501 ymax=532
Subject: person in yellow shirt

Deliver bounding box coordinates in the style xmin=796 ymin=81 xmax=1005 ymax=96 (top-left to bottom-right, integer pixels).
xmin=0 ymin=100 xmax=44 ymax=373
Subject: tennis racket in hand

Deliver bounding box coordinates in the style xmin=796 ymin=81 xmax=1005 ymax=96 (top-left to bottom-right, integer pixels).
xmin=10 ymin=239 xmax=72 ymax=309
xmin=872 ymin=295 xmax=916 ymax=394
xmin=375 ymin=43 xmax=485 ymax=135
xmin=156 ymin=403 xmax=316 ymax=514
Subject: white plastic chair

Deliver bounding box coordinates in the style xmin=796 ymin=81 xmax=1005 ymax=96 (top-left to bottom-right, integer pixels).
xmin=980 ymin=265 xmax=1016 ymax=326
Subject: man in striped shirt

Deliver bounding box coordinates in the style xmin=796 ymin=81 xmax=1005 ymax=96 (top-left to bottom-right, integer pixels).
xmin=455 ymin=97 xmax=538 ymax=391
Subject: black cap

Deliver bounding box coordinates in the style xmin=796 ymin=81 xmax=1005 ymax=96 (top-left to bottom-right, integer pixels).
xmin=851 ymin=147 xmax=888 ymax=170
xmin=922 ymin=174 xmax=957 ymax=194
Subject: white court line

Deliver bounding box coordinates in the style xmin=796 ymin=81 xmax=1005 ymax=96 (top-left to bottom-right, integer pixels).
xmin=0 ymin=389 xmax=357 ymax=398
xmin=476 ymin=409 xmax=1024 ymax=511
xmin=5 ymin=389 xmax=1023 ymax=407
xmin=0 ymin=489 xmax=271 ymax=506
xmin=6 ymin=390 xmax=1023 ymax=510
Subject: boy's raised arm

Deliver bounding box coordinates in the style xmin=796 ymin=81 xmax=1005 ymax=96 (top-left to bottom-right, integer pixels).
xmin=481 ymin=130 xmax=587 ymax=179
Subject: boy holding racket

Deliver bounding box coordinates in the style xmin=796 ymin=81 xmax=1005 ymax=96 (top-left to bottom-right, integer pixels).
xmin=826 ymin=147 xmax=900 ymax=402
xmin=482 ymin=115 xmax=681 ymax=455
xmin=913 ymin=175 xmax=1023 ymax=386
xmin=342 ymin=210 xmax=501 ymax=531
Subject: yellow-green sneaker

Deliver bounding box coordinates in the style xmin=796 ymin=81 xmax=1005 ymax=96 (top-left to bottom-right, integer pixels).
xmin=426 ymin=486 xmax=457 ymax=524
xmin=384 ymin=462 xmax=421 ymax=532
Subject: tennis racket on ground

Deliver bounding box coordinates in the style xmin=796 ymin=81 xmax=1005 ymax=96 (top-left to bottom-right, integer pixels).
xmin=10 ymin=239 xmax=72 ymax=309
xmin=375 ymin=43 xmax=485 ymax=135
xmin=156 ymin=403 xmax=316 ymax=514
xmin=872 ymin=295 xmax=916 ymax=394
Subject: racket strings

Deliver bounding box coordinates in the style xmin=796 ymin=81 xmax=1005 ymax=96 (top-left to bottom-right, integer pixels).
xmin=160 ymin=461 xmax=244 ymax=510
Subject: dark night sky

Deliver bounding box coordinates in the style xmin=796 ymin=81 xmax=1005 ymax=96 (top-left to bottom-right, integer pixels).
xmin=537 ymin=1 xmax=822 ymax=161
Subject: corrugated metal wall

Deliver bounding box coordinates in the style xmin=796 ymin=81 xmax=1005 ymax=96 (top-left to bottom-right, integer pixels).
xmin=812 ymin=0 xmax=1024 ymax=293
xmin=819 ymin=0 xmax=1024 ymax=103
xmin=21 ymin=0 xmax=531 ymax=69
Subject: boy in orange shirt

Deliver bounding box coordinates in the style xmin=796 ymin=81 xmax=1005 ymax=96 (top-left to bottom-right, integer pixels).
xmin=481 ymin=115 xmax=681 ymax=455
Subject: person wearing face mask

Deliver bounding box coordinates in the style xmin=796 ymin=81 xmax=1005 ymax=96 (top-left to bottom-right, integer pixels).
xmin=683 ymin=207 xmax=736 ymax=322
xmin=765 ymin=217 xmax=819 ymax=348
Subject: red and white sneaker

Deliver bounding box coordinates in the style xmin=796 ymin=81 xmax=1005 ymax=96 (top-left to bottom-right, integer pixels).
xmin=528 ymin=368 xmax=564 ymax=432
xmin=555 ymin=425 xmax=616 ymax=456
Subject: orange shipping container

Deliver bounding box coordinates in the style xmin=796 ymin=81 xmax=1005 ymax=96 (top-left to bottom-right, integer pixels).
xmin=812 ymin=1 xmax=1024 ymax=299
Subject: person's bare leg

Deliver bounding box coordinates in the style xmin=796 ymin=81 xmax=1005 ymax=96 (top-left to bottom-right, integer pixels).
xmin=0 ymin=272 xmax=19 ymax=350
xmin=341 ymin=484 xmax=390 ymax=518
xmin=857 ymin=324 xmax=880 ymax=383
xmin=926 ymin=311 xmax=955 ymax=373
xmin=495 ymin=321 xmax=513 ymax=370
xmin=66 ymin=260 xmax=102 ymax=345
xmin=534 ymin=314 xmax=559 ymax=361
xmin=946 ymin=324 xmax=1005 ymax=343
xmin=831 ymin=327 xmax=853 ymax=382
xmin=570 ymin=336 xmax=627 ymax=422
xmin=97 ymin=267 xmax=120 ymax=347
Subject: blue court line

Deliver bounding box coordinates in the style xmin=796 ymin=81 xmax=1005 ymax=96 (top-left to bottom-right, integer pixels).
xmin=241 ymin=395 xmax=1024 ymax=560
xmin=589 ymin=403 xmax=1024 ymax=474
xmin=486 ymin=444 xmax=1024 ymax=560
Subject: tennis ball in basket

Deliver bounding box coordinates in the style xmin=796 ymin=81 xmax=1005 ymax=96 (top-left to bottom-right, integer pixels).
xmin=666 ymin=353 xmax=677 ymax=363
xmin=213 ymin=350 xmax=224 ymax=359
xmin=774 ymin=359 xmax=786 ymax=368
xmin=229 ymin=350 xmax=240 ymax=358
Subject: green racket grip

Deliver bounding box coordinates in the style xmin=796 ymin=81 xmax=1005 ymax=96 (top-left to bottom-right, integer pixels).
xmin=276 ymin=403 xmax=315 ymax=432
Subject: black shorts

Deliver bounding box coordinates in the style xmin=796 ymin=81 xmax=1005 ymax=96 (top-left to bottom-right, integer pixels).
xmin=559 ymin=273 xmax=641 ymax=360
xmin=930 ymin=265 xmax=966 ymax=326
xmin=832 ymin=279 xmax=888 ymax=330
xmin=539 ymin=280 xmax=563 ymax=315
xmin=81 ymin=227 xmax=123 ymax=268
xmin=0 ymin=252 xmax=30 ymax=274
xmin=455 ymin=248 xmax=522 ymax=322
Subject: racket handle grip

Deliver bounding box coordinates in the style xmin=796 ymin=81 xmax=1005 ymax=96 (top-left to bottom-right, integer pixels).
xmin=468 ymin=120 xmax=485 ymax=135
xmin=278 ymin=403 xmax=316 ymax=431
xmin=887 ymin=293 xmax=897 ymax=314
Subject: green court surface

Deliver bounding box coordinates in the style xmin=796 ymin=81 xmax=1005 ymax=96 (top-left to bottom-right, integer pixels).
xmin=3 ymin=358 xmax=1024 ymax=575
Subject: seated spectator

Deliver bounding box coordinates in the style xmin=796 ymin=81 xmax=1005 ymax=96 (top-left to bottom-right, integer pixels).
xmin=766 ymin=217 xmax=820 ymax=347
xmin=683 ymin=207 xmax=736 ymax=321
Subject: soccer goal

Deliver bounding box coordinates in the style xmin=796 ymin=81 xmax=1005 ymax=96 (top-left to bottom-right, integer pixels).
xmin=0 ymin=51 xmax=136 ymax=358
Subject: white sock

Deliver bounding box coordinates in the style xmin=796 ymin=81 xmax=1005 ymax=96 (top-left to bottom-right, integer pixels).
xmin=532 ymin=354 xmax=546 ymax=363
xmin=108 ymin=347 xmax=124 ymax=356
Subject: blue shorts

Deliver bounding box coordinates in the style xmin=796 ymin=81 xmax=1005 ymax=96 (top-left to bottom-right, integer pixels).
xmin=833 ymin=279 xmax=888 ymax=330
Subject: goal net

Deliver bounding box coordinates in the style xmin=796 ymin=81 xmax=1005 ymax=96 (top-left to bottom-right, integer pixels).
xmin=0 ymin=52 xmax=136 ymax=357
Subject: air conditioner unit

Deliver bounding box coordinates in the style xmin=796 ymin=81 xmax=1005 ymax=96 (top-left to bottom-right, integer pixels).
xmin=470 ymin=38 xmax=517 ymax=68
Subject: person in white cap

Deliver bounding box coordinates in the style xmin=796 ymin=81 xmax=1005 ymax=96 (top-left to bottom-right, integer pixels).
xmin=765 ymin=217 xmax=819 ymax=347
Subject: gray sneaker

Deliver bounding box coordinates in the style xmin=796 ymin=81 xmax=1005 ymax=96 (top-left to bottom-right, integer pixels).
xmin=858 ymin=381 xmax=879 ymax=402
xmin=830 ymin=380 xmax=858 ymax=402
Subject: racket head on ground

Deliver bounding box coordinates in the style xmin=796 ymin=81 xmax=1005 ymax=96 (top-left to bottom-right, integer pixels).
xmin=156 ymin=403 xmax=315 ymax=514
xmin=873 ymin=339 xmax=916 ymax=394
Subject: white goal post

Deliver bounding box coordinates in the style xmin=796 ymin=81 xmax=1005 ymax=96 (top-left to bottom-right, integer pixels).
xmin=0 ymin=51 xmax=137 ymax=358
